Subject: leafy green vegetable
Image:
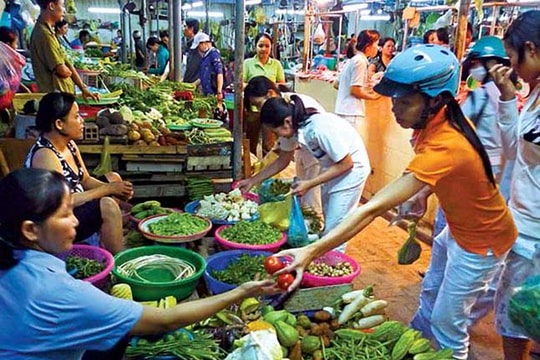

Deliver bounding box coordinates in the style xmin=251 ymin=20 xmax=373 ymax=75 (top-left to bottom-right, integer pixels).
xmin=211 ymin=254 xmax=265 ymax=285
xmin=220 ymin=220 xmax=281 ymax=245
xmin=65 ymin=255 xmax=105 ymax=279
xmin=148 ymin=212 xmax=208 ymax=236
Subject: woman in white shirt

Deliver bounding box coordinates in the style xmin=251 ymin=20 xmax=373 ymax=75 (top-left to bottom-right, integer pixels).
xmin=334 ymin=29 xmax=381 ymax=137
xmin=237 ymin=95 xmax=370 ymax=241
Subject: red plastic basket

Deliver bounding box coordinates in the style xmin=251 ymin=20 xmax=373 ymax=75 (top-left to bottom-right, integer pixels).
xmin=57 ymin=244 xmax=114 ymax=289
xmin=301 ymin=250 xmax=361 ymax=288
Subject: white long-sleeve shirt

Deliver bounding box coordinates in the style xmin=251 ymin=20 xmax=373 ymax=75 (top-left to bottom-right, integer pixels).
xmin=498 ymin=84 xmax=540 ymax=258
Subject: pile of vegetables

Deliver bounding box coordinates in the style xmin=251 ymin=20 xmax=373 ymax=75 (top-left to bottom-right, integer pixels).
xmin=117 ymin=254 xmax=196 ymax=283
xmin=210 ymin=254 xmax=266 ymax=285
xmin=126 ymin=329 xmax=225 ymax=359
xmin=130 ymin=200 xmax=175 ymax=220
xmin=220 ymin=220 xmax=282 ymax=245
xmin=306 ymin=261 xmax=354 ymax=277
xmin=65 ymin=255 xmax=106 ymax=279
xmin=186 ymin=176 xmax=214 ymax=201
xmin=147 ymin=212 xmax=209 ymax=237
xmin=197 ymin=189 xmax=258 ymax=222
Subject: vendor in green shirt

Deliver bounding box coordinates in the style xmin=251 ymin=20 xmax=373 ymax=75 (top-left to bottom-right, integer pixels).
xmin=30 ymin=0 xmax=98 ymax=101
xmin=243 ymin=33 xmax=285 ymax=86
xmin=243 ymin=33 xmax=285 ymax=156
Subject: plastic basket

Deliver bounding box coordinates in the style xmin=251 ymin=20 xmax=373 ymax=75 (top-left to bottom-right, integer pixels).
xmin=56 ymin=244 xmax=114 ymax=289
xmin=112 ymin=246 xmax=206 ymax=301
xmin=204 ymin=250 xmax=271 ymax=295
xmin=301 ymin=250 xmax=361 ymax=288
xmin=12 ymin=93 xmax=46 ymax=113
xmin=214 ymin=225 xmax=286 ymax=252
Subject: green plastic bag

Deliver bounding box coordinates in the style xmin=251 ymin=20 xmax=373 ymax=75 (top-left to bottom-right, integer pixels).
xmin=258 ymin=195 xmax=292 ymax=231
xmin=508 ymin=248 xmax=540 ymax=341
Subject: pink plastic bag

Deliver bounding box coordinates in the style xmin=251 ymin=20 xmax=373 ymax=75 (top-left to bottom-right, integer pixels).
xmin=0 ymin=42 xmax=25 ymax=110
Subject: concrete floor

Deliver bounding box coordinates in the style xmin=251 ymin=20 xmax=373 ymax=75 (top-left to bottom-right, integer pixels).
xmin=344 ymin=216 xmax=504 ymax=360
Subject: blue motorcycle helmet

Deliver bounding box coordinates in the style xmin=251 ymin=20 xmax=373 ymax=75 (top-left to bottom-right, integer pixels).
xmin=374 ymin=44 xmax=460 ymax=99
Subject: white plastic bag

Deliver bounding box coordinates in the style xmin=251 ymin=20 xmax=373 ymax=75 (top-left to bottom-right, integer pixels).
xmin=225 ymin=330 xmax=283 ymax=360
xmin=313 ymin=23 xmax=325 ymax=45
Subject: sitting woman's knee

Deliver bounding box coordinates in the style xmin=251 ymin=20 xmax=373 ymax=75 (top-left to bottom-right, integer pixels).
xmin=104 ymin=172 xmax=122 ymax=183
xmin=99 ymin=196 xmax=121 ymax=217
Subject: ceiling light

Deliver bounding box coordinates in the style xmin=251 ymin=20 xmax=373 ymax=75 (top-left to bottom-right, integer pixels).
xmin=245 ymin=0 xmax=262 ymax=5
xmin=186 ymin=11 xmax=224 ymax=18
xmin=88 ymin=7 xmax=121 ymax=14
xmin=361 ymin=14 xmax=390 ymax=21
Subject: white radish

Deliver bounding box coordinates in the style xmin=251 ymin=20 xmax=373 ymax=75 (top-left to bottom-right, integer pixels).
xmin=341 ymin=289 xmax=365 ymax=304
xmin=360 ymin=299 xmax=388 ymax=317
xmin=354 ymin=314 xmax=386 ymax=329
xmin=338 ymin=292 xmax=371 ymax=324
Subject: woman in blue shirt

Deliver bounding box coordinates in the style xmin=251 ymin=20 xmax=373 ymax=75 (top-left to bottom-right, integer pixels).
xmin=0 ymin=168 xmax=279 ymax=360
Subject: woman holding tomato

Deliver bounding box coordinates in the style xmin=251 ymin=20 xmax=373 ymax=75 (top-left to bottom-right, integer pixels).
xmin=275 ymin=45 xmax=517 ymax=360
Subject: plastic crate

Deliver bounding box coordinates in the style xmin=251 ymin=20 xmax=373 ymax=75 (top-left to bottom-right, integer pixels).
xmin=12 ymin=93 xmax=46 ymax=114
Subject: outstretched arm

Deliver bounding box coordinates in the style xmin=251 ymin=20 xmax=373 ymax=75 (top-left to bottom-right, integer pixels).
xmin=275 ymin=172 xmax=428 ymax=290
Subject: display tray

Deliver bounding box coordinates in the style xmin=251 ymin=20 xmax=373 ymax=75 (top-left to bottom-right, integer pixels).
xmin=77 ymin=96 xmax=120 ymax=106
xmin=189 ymin=118 xmax=223 ymax=129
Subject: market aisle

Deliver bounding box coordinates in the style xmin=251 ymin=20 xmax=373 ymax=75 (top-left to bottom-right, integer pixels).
xmin=344 ymin=216 xmax=504 ymax=360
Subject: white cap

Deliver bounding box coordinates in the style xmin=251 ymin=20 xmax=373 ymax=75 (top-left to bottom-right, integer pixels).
xmin=191 ymin=32 xmax=211 ymax=49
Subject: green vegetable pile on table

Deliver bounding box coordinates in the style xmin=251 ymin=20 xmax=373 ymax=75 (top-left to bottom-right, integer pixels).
xmin=65 ymin=255 xmax=105 ymax=279
xmin=186 ymin=176 xmax=214 ymax=201
xmin=211 ymin=254 xmax=265 ymax=286
xmin=220 ymin=220 xmax=282 ymax=245
xmin=126 ymin=328 xmax=225 ymax=359
xmin=148 ymin=212 xmax=208 ymax=236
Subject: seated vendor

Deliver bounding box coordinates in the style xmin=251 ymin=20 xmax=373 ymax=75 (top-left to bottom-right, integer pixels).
xmin=24 ymin=92 xmax=133 ymax=254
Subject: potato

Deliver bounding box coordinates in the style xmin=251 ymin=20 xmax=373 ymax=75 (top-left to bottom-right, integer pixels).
xmin=128 ymin=130 xmax=141 ymax=141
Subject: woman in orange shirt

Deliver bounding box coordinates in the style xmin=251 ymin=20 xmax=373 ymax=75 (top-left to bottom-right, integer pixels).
xmin=275 ymin=45 xmax=517 ymax=360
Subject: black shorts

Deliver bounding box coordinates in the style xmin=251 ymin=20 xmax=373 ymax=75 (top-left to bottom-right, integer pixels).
xmin=74 ymin=199 xmax=103 ymax=242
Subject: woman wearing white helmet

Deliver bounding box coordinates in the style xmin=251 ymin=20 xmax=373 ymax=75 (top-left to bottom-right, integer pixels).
xmin=273 ymin=44 xmax=517 ymax=360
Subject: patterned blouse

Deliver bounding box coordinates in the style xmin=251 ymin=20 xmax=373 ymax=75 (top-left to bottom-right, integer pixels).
xmin=25 ymin=136 xmax=85 ymax=193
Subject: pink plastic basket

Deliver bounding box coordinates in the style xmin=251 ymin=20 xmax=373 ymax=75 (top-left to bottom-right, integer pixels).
xmin=301 ymin=250 xmax=361 ymax=288
xmin=57 ymin=244 xmax=114 ymax=289
xmin=214 ymin=225 xmax=287 ymax=252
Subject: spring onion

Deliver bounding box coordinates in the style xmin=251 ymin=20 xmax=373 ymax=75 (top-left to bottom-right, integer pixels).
xmin=117 ymin=254 xmax=196 ymax=283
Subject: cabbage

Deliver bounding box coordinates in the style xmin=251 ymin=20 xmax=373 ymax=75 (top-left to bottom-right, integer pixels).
xmin=118 ymin=105 xmax=134 ymax=122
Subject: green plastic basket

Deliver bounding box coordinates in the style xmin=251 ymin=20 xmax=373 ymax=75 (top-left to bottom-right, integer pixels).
xmin=112 ymin=246 xmax=206 ymax=301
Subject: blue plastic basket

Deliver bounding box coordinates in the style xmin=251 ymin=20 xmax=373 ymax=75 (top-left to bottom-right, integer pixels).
xmin=204 ymin=250 xmax=272 ymax=295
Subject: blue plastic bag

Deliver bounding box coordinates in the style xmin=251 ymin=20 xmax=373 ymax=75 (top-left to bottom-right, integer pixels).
xmin=287 ymin=195 xmax=309 ymax=248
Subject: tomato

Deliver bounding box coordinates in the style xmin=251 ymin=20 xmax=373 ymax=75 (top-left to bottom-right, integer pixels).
xmin=264 ymin=256 xmax=285 ymax=274
xmin=277 ymin=273 xmax=295 ymax=290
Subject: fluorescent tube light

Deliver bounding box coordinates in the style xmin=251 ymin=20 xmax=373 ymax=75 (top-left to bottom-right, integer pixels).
xmin=245 ymin=0 xmax=262 ymax=5
xmin=361 ymin=14 xmax=390 ymax=21
xmin=88 ymin=7 xmax=121 ymax=14
xmin=275 ymin=9 xmax=305 ymax=15
xmin=186 ymin=11 xmax=224 ymax=18
xmin=191 ymin=1 xmax=204 ymax=7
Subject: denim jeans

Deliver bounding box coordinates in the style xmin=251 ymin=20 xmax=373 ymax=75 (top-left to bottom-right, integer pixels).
xmin=410 ymin=226 xmax=509 ymax=359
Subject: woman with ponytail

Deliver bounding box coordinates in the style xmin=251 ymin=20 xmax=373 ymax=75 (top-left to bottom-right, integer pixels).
xmin=236 ymin=94 xmax=370 ymax=242
xmin=273 ymin=45 xmax=517 ymax=360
